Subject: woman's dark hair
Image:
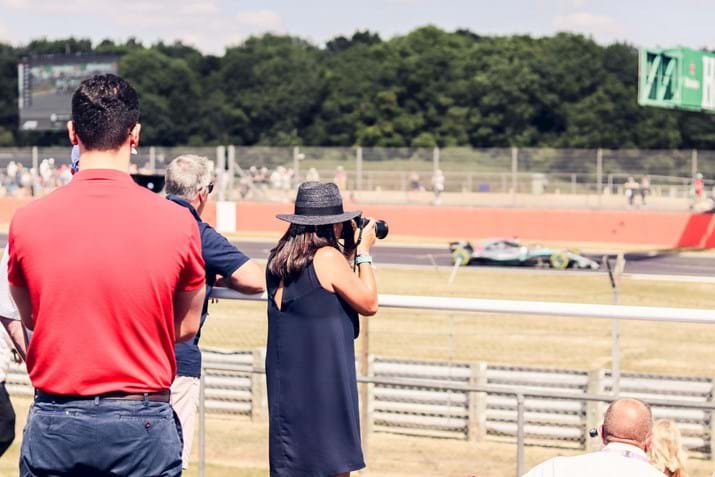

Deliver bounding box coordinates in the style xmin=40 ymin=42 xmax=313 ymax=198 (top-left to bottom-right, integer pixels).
xmin=71 ymin=74 xmax=139 ymax=151
xmin=268 ymin=221 xmax=356 ymax=282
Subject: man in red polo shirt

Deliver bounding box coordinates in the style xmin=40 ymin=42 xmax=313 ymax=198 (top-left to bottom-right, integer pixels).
xmin=8 ymin=74 xmax=205 ymax=477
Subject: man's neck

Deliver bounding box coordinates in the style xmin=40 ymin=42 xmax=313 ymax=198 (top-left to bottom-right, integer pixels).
xmin=604 ymin=440 xmax=645 ymax=452
xmin=78 ymin=146 xmax=131 ymax=172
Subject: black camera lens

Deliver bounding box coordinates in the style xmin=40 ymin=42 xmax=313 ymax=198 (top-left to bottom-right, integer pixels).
xmin=374 ymin=220 xmax=389 ymax=239
xmin=355 ymin=217 xmax=389 ymax=240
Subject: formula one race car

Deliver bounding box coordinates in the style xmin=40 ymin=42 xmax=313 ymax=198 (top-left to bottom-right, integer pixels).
xmin=449 ymin=239 xmax=600 ymax=270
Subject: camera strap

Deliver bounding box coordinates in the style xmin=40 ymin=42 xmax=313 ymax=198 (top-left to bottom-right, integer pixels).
xmin=353 ymin=221 xmax=365 ymax=272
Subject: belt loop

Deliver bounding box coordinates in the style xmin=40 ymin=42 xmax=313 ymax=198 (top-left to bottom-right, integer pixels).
xmin=94 ymin=396 xmax=100 ymax=406
xmin=143 ymin=392 xmax=149 ymax=406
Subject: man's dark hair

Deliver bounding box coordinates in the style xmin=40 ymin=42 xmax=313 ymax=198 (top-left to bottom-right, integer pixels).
xmin=71 ymin=74 xmax=139 ymax=151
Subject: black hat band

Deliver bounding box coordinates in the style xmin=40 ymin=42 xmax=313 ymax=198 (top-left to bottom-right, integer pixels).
xmin=294 ymin=204 xmax=345 ymax=216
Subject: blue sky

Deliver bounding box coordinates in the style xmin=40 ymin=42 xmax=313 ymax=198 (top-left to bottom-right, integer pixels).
xmin=0 ymin=0 xmax=713 ymax=54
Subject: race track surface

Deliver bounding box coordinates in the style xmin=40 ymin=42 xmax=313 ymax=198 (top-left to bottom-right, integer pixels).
xmin=1 ymin=234 xmax=712 ymax=277
xmin=234 ymin=241 xmax=715 ymax=277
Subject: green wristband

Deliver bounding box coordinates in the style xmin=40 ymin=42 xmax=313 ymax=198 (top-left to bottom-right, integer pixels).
xmin=355 ymin=255 xmax=373 ymax=265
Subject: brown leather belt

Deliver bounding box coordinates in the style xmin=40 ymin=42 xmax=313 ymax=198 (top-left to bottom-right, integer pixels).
xmin=35 ymin=390 xmax=171 ymax=403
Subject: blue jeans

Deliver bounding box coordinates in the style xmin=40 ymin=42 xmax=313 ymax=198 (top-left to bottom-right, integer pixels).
xmin=20 ymin=397 xmax=183 ymax=477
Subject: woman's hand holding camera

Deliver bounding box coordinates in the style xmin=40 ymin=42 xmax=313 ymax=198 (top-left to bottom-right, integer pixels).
xmin=356 ymin=217 xmax=377 ymax=255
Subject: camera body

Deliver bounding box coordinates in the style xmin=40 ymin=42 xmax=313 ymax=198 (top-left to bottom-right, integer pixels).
xmin=355 ymin=216 xmax=389 ymax=240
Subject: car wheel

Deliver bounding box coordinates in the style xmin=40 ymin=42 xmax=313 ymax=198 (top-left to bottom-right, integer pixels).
xmin=451 ymin=248 xmax=471 ymax=266
xmin=549 ymin=252 xmax=569 ymax=270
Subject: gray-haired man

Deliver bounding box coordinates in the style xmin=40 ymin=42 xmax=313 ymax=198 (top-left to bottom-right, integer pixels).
xmin=165 ymin=154 xmax=265 ymax=468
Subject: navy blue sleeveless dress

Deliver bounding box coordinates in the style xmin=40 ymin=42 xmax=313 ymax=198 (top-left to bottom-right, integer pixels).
xmin=266 ymin=260 xmax=364 ymax=477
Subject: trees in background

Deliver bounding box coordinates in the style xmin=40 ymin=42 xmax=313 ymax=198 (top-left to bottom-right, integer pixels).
xmin=0 ymin=28 xmax=712 ymax=149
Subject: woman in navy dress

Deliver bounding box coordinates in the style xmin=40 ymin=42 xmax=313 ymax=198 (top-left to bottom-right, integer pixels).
xmin=265 ymin=182 xmax=378 ymax=477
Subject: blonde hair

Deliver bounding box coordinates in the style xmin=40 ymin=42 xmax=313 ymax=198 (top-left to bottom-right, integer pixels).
xmin=649 ymin=419 xmax=688 ymax=477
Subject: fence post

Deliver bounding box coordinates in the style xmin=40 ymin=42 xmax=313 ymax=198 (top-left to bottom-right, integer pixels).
xmin=356 ymin=147 xmax=363 ymax=191
xmin=251 ymin=348 xmax=266 ymax=421
xmin=198 ymin=367 xmax=206 ymax=477
xmin=709 ymin=377 xmax=715 ymax=461
xmin=216 ymin=145 xmax=226 ymax=202
xmin=227 ymin=145 xmax=236 ymax=195
xmin=468 ymin=361 xmax=488 ymax=442
xmin=31 ymin=146 xmax=38 ymax=173
xmin=516 ymin=393 xmax=525 ymax=477
xmin=149 ymin=146 xmax=156 ymax=172
xmin=692 ymin=149 xmax=699 ymax=178
xmin=596 ymin=148 xmax=603 ymax=208
xmin=433 ymin=147 xmax=440 ymax=173
xmin=511 ymin=147 xmax=518 ymax=207
xmin=366 ymin=354 xmax=375 ymax=437
xmin=586 ymin=368 xmax=605 ymax=452
xmin=359 ymin=316 xmax=370 ymax=455
xmin=293 ymin=146 xmax=301 ymax=187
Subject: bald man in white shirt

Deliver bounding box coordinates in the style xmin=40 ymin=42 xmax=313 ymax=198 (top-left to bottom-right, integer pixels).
xmin=523 ymin=398 xmax=665 ymax=477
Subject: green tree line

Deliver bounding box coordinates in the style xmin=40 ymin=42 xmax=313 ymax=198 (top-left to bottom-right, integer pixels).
xmin=0 ymin=27 xmax=713 ymax=148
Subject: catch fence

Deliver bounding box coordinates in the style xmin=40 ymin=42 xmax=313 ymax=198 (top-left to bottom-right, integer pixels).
xmin=0 ymin=146 xmax=713 ymax=210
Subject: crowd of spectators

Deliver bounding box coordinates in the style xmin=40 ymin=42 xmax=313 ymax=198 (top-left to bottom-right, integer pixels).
xmin=0 ymin=160 xmax=73 ymax=198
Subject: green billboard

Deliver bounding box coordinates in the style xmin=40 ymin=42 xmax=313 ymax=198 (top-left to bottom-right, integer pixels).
xmin=639 ymin=47 xmax=715 ymax=113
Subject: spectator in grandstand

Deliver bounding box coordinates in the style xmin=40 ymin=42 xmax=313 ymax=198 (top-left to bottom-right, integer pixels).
xmin=625 ymin=176 xmax=640 ymax=208
xmin=258 ymin=166 xmax=270 ymax=188
xmin=266 ymin=181 xmax=378 ymax=476
xmin=306 ymin=167 xmax=320 ymax=182
xmin=165 ymin=154 xmax=265 ymax=469
xmin=522 ymin=398 xmax=664 ymax=477
xmin=334 ymin=165 xmax=348 ymax=191
xmin=649 ymin=419 xmax=688 ymax=477
xmin=640 ymin=175 xmax=651 ymax=206
xmin=409 ymin=171 xmax=424 ymax=192
xmin=270 ymin=166 xmax=285 ymax=190
xmin=694 ymin=173 xmax=705 ymax=201
xmin=432 ymin=169 xmax=445 ymax=206
xmin=8 ymin=74 xmax=206 ymax=477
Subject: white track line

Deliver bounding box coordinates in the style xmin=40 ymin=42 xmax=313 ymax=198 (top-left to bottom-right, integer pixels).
xmin=626 ymin=273 xmax=715 ymax=283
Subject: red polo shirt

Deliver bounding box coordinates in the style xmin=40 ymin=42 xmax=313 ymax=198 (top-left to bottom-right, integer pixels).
xmin=8 ymin=169 xmax=205 ymax=395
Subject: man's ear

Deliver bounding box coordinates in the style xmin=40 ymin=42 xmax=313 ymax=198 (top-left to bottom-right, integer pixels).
xmin=130 ymin=123 xmax=141 ymax=148
xmin=67 ymin=121 xmax=79 ymax=145
xmin=643 ymin=432 xmax=653 ymax=452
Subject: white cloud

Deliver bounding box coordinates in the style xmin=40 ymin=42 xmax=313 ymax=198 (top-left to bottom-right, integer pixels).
xmin=179 ymin=1 xmax=219 ymax=15
xmin=0 ymin=0 xmax=29 ymax=7
xmin=553 ymin=12 xmax=624 ymax=40
xmin=0 ymin=0 xmax=218 ymax=16
xmin=236 ymin=10 xmax=285 ymax=32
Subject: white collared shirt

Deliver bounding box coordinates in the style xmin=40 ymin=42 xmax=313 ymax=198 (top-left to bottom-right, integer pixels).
xmin=522 ymin=443 xmax=666 ymax=477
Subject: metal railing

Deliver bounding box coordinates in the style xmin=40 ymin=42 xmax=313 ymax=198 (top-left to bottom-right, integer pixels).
xmin=196 ymin=364 xmax=715 ymax=477
xmin=199 ymin=289 xmax=715 ymax=477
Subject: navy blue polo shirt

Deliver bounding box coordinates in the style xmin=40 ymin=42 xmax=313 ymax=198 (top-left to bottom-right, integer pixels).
xmin=167 ymin=195 xmax=249 ymax=377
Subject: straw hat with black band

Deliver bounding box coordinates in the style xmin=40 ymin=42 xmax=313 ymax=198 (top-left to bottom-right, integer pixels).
xmin=277 ymin=182 xmax=361 ymax=226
